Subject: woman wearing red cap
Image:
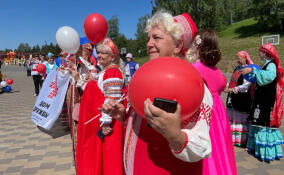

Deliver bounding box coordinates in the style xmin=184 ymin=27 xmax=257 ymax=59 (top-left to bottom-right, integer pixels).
xmin=241 ymin=43 xmax=284 ymax=162
xmin=76 ymin=37 xmax=126 ymax=175
xmin=224 ymin=51 xmax=254 ymax=147
xmin=102 ymin=10 xmax=213 ymax=175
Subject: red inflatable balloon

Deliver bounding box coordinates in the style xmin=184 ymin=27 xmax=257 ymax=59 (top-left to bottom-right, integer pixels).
xmin=36 ymin=64 xmax=47 ymax=75
xmin=128 ymin=57 xmax=204 ymax=121
xmin=6 ymin=79 xmax=13 ymax=85
xmin=84 ymin=13 xmax=108 ymax=44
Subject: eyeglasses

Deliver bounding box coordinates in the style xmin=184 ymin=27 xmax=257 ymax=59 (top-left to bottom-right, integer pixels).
xmin=60 ymin=55 xmax=65 ymax=57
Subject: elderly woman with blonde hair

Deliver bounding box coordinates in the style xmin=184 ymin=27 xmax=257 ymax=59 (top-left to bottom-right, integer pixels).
xmin=76 ymin=37 xmax=126 ymax=175
xmin=102 ymin=10 xmax=213 ymax=175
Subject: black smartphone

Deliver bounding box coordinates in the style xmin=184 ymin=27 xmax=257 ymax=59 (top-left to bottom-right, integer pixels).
xmin=153 ymin=97 xmax=177 ymax=113
xmin=97 ymin=129 xmax=105 ymax=140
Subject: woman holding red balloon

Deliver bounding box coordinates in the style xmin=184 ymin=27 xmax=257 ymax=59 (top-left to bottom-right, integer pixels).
xmin=76 ymin=37 xmax=126 ymax=175
xmin=102 ymin=10 xmax=213 ymax=175
xmin=30 ymin=55 xmax=44 ymax=96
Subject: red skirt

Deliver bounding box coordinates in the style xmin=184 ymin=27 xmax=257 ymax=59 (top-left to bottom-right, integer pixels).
xmin=76 ymin=80 xmax=124 ymax=175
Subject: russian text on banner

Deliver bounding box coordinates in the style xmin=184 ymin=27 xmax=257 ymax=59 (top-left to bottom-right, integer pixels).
xmin=31 ymin=70 xmax=70 ymax=130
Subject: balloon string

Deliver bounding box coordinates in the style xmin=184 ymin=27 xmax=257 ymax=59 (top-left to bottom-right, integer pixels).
xmin=84 ymin=94 xmax=126 ymax=125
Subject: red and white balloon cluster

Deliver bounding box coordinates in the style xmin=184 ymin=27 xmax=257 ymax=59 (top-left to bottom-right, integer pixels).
xmin=0 ymin=78 xmax=14 ymax=92
xmin=56 ymin=13 xmax=108 ymax=54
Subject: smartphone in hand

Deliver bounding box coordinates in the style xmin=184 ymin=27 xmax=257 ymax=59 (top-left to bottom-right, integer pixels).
xmin=153 ymin=97 xmax=177 ymax=113
xmin=97 ymin=129 xmax=105 ymax=140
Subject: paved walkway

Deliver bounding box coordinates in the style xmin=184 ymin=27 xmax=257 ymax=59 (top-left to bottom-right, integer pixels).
xmin=0 ymin=65 xmax=283 ymax=175
xmin=0 ymin=65 xmax=75 ymax=175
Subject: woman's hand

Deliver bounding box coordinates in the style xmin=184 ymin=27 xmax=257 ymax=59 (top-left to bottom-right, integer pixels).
xmin=85 ymin=72 xmax=94 ymax=81
xmin=224 ymin=87 xmax=233 ymax=93
xmin=72 ymin=71 xmax=80 ymax=81
xmin=100 ymin=100 xmax=126 ymax=125
xmin=102 ymin=124 xmax=113 ymax=136
xmin=240 ymin=68 xmax=252 ymax=75
xmin=144 ymin=98 xmax=186 ymax=151
xmin=58 ymin=67 xmax=66 ymax=74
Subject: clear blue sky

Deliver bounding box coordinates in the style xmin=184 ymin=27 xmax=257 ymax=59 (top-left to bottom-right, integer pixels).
xmin=0 ymin=0 xmax=153 ymax=50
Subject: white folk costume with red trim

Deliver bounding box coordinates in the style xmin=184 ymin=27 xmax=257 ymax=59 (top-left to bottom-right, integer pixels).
xmin=98 ymin=64 xmax=124 ymax=124
xmin=76 ymin=37 xmax=125 ymax=175
xmin=123 ymin=85 xmax=213 ymax=175
xmin=76 ymin=65 xmax=125 ymax=175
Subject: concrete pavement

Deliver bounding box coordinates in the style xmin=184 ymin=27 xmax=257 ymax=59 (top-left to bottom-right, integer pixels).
xmin=0 ymin=65 xmax=75 ymax=175
xmin=0 ymin=65 xmax=283 ymax=175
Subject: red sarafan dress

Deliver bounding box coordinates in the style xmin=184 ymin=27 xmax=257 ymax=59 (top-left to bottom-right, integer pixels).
xmin=123 ymin=84 xmax=213 ymax=175
xmin=76 ymin=65 xmax=125 ymax=175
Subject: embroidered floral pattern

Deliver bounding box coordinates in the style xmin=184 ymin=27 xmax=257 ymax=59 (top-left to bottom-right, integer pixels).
xmin=253 ymin=105 xmax=260 ymax=122
xmin=199 ymin=103 xmax=212 ymax=126
xmin=182 ymin=103 xmax=212 ymax=127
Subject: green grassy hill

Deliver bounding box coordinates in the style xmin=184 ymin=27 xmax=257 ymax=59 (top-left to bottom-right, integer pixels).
xmin=219 ymin=18 xmax=283 ymax=72
xmin=135 ymin=18 xmax=283 ymax=73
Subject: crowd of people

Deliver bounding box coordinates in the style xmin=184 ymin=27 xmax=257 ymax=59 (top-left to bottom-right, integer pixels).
xmin=6 ymin=9 xmax=282 ymax=175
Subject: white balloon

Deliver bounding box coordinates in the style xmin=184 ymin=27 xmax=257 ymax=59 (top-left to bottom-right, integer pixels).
xmin=1 ymin=81 xmax=7 ymax=87
xmin=56 ymin=26 xmax=80 ymax=54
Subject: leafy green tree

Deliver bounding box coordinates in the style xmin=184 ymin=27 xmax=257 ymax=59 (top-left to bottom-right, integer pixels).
xmin=31 ymin=44 xmax=41 ymax=53
xmin=126 ymin=39 xmax=138 ymax=58
xmin=135 ymin=14 xmax=150 ymax=57
xmin=252 ymin=0 xmax=284 ymax=32
xmin=107 ymin=15 xmax=120 ymax=41
xmin=115 ymin=34 xmax=128 ymax=51
xmin=279 ymin=0 xmax=284 ymax=31
xmin=54 ymin=44 xmax=61 ymax=56
xmin=151 ymin=0 xmax=226 ymax=31
xmin=40 ymin=43 xmax=49 ymax=54
xmin=17 ymin=43 xmax=31 ymax=53
xmin=40 ymin=42 xmax=61 ymax=55
xmin=4 ymin=49 xmax=12 ymax=53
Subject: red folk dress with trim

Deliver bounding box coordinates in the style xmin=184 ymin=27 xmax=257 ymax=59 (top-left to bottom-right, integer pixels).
xmin=76 ymin=65 xmax=125 ymax=175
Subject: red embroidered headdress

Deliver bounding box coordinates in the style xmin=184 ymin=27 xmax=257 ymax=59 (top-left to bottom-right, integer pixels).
xmin=260 ymin=43 xmax=284 ymax=127
xmin=174 ymin=13 xmax=197 ymax=56
xmin=102 ymin=37 xmax=118 ymax=59
xmin=236 ymin=51 xmax=253 ymax=65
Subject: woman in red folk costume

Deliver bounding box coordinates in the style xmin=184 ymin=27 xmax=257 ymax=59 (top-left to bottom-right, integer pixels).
xmin=76 ymin=37 xmax=126 ymax=175
xmin=102 ymin=10 xmax=213 ymax=175
xmin=64 ymin=39 xmax=99 ymax=170
xmin=62 ymin=55 xmax=80 ymax=168
xmin=241 ymin=43 xmax=284 ymax=162
xmin=224 ymin=51 xmax=254 ymax=147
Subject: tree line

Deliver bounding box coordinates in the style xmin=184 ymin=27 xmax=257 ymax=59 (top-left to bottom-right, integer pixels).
xmin=1 ymin=0 xmax=283 ymax=58
xmin=0 ymin=42 xmax=61 ymax=57
xmin=152 ymin=0 xmax=284 ymax=32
